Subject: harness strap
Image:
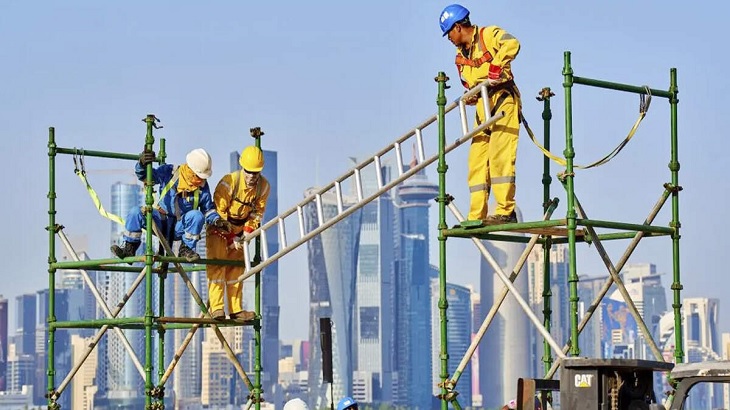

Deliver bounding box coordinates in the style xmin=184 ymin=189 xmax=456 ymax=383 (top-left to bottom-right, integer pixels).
xmin=455 ymin=27 xmax=492 ymax=68
xmin=523 ymin=88 xmax=652 ymax=169
xmin=75 ymin=169 xmax=126 ymax=226
xmin=155 ymin=167 xmax=200 ymax=217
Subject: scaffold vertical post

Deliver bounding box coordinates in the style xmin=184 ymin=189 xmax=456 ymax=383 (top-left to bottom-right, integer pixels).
xmin=157 ymin=137 xmax=168 ymax=406
xmin=538 ymin=88 xmax=555 ymax=374
xmin=562 ymin=52 xmax=581 ymax=356
xmin=435 ymin=71 xmax=450 ymax=410
xmin=252 ymin=128 xmax=264 ymax=409
xmin=47 ymin=127 xmax=58 ymax=408
xmin=143 ymin=114 xmax=157 ymax=408
xmin=669 ymin=68 xmax=684 ymax=364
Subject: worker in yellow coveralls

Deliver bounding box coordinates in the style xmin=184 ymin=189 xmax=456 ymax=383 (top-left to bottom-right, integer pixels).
xmin=440 ymin=4 xmax=522 ymax=224
xmin=206 ymin=146 xmax=270 ymax=322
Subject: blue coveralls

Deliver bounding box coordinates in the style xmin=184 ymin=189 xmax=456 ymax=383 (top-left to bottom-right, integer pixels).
xmin=122 ymin=163 xmax=219 ymax=249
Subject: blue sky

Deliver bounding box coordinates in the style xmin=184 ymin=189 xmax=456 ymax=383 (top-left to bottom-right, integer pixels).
xmin=1 ymin=1 xmax=728 ymax=342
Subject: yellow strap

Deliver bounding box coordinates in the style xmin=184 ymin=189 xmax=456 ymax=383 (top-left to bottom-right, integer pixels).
xmin=524 ymin=88 xmax=651 ymax=170
xmin=524 ymin=112 xmax=646 ymax=170
xmin=75 ymin=170 xmax=126 ymax=226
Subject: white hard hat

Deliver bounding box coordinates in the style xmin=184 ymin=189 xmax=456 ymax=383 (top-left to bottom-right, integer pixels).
xmin=283 ymin=398 xmax=309 ymax=410
xmin=186 ymin=148 xmax=212 ymax=179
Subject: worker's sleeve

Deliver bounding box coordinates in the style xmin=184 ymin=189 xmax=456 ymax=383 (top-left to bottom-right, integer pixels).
xmin=200 ymin=183 xmax=221 ymax=224
xmin=134 ymin=162 xmax=173 ymax=186
xmin=244 ymin=179 xmax=270 ymax=233
xmin=212 ymin=174 xmax=234 ymax=221
xmin=488 ymin=26 xmax=520 ymax=77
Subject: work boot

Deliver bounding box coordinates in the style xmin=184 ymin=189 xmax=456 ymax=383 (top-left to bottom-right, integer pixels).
xmin=177 ymin=243 xmax=200 ymax=262
xmin=110 ymin=241 xmax=141 ymax=263
xmin=484 ymin=211 xmax=518 ymax=225
xmin=210 ymin=309 xmax=226 ymax=320
xmin=230 ymin=310 xmax=256 ymax=322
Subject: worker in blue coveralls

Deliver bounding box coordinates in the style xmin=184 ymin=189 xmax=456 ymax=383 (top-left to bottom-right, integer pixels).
xmin=111 ymin=147 xmax=231 ymax=262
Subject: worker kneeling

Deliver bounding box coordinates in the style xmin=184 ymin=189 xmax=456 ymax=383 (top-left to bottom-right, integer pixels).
xmin=112 ymin=148 xmax=227 ymax=262
xmin=207 ymin=146 xmax=270 ymax=322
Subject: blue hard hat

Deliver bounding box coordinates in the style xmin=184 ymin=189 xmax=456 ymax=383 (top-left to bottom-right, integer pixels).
xmin=336 ymin=397 xmax=358 ymax=410
xmin=439 ymin=4 xmax=470 ymax=36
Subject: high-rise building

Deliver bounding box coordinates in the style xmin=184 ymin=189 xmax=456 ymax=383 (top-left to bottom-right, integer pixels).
xmin=70 ymin=334 xmax=98 ymax=410
xmin=305 ymin=188 xmax=362 ymax=409
xmin=201 ymin=327 xmax=238 ymax=407
xmin=95 ymin=182 xmax=146 ymax=409
xmin=479 ymin=209 xmax=530 ymax=409
xmin=722 ymin=332 xmax=730 ymax=409
xmin=354 ymin=161 xmax=395 ymax=405
xmin=230 ymin=149 xmax=280 ymax=399
xmin=14 ymin=294 xmax=35 ymax=356
xmin=430 ymin=280 xmax=472 ymax=407
xmin=172 ymin=269 xmax=207 ymax=407
xmin=6 ymin=342 xmax=34 ymax=392
xmin=470 ymin=290 xmax=482 ymax=408
xmin=576 ymin=275 xmax=607 ymax=360
xmin=0 ymin=295 xmax=7 ymax=391
xmin=392 ymin=163 xmax=438 ymax=410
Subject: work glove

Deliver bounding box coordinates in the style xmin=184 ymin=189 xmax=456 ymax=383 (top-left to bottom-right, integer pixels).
xmin=212 ymin=218 xmax=232 ymax=233
xmin=139 ymin=150 xmax=156 ymax=166
xmin=463 ymin=93 xmax=479 ymax=106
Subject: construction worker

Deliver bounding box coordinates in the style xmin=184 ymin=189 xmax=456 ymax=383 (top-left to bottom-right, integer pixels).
xmin=111 ymin=148 xmax=229 ymax=262
xmin=283 ymin=398 xmax=309 ymax=410
xmin=336 ymin=397 xmax=358 ymax=410
xmin=206 ymin=146 xmax=270 ymax=321
xmin=440 ymin=4 xmax=522 ymax=224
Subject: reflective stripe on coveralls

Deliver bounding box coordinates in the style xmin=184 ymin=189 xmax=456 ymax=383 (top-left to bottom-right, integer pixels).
xmin=456 ymin=25 xmax=521 ymax=220
xmin=207 ymin=170 xmax=271 ymax=314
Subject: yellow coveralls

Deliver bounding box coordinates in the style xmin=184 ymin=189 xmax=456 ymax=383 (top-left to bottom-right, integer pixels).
xmin=455 ymin=25 xmax=522 ymax=220
xmin=207 ymin=171 xmax=270 ymax=315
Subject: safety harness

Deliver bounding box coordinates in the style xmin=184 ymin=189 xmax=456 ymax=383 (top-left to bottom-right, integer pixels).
xmin=155 ymin=167 xmax=200 ymax=218
xmin=213 ymin=170 xmax=264 ymax=247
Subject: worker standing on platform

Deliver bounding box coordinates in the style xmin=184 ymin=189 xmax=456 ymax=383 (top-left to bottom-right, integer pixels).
xmin=111 ymin=148 xmax=229 ymax=262
xmin=440 ymin=4 xmax=522 ymax=224
xmin=207 ymin=145 xmax=270 ymax=321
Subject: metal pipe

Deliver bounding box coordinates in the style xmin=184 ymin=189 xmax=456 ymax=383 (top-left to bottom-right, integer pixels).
xmin=563 ymin=51 xmax=581 ymax=356
xmin=573 ymin=76 xmax=672 ymax=99
xmin=55 ymin=146 xmax=141 ymax=161
xmin=443 ymin=218 xmax=566 ymax=237
xmin=55 ymin=269 xmax=147 ymax=395
xmin=142 ymin=114 xmax=157 ymax=407
xmin=51 ymin=257 xmax=145 ymax=270
xmin=47 ymin=127 xmax=57 ymax=406
xmin=540 ymin=88 xmax=555 ymax=375
xmin=545 ymin=189 xmax=671 ymax=378
xmin=448 ymin=199 xmax=558 ymax=386
xmin=578 ymin=218 xmax=674 ymax=235
xmin=237 ymin=112 xmax=505 ymax=283
xmin=435 ymin=71 xmax=450 ymax=410
xmin=254 ymin=218 xmax=263 ymax=409
xmin=57 ymin=230 xmax=145 ymax=376
xmin=669 ymin=68 xmax=684 ymax=364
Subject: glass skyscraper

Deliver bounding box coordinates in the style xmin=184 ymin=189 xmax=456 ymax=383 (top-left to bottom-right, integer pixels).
xmin=393 ymin=164 xmax=438 ymax=410
xmin=430 ymin=280 xmax=472 ymax=407
xmin=354 ymin=162 xmax=395 ymax=405
xmin=0 ymin=295 xmax=7 ymax=391
xmin=304 ymin=187 xmax=362 ymax=409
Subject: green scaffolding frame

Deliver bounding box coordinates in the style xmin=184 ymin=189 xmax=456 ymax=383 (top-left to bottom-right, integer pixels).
xmin=435 ymin=51 xmax=682 ymax=409
xmin=46 ymin=115 xmax=266 ymax=410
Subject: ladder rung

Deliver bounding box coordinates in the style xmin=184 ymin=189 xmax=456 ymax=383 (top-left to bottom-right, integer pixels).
xmin=394 ymin=142 xmax=404 ymax=176
xmin=374 ymin=155 xmax=384 ymax=190
xmin=480 ymin=85 xmax=491 ymax=122
xmin=335 ymin=181 xmax=344 ymax=215
xmin=260 ymin=229 xmax=269 ymax=260
xmin=459 ymin=99 xmax=469 ymax=136
xmin=278 ymin=218 xmax=287 ymax=249
xmin=354 ymin=168 xmax=364 ymax=202
xmin=297 ymin=205 xmax=305 ymax=237
xmin=315 ymin=194 xmax=324 ymax=227
xmin=415 ymin=128 xmax=426 ymax=163
xmin=243 ymin=243 xmax=251 ymax=271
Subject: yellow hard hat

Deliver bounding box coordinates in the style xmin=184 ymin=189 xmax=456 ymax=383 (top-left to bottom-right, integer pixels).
xmin=239 ymin=146 xmax=264 ymax=172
